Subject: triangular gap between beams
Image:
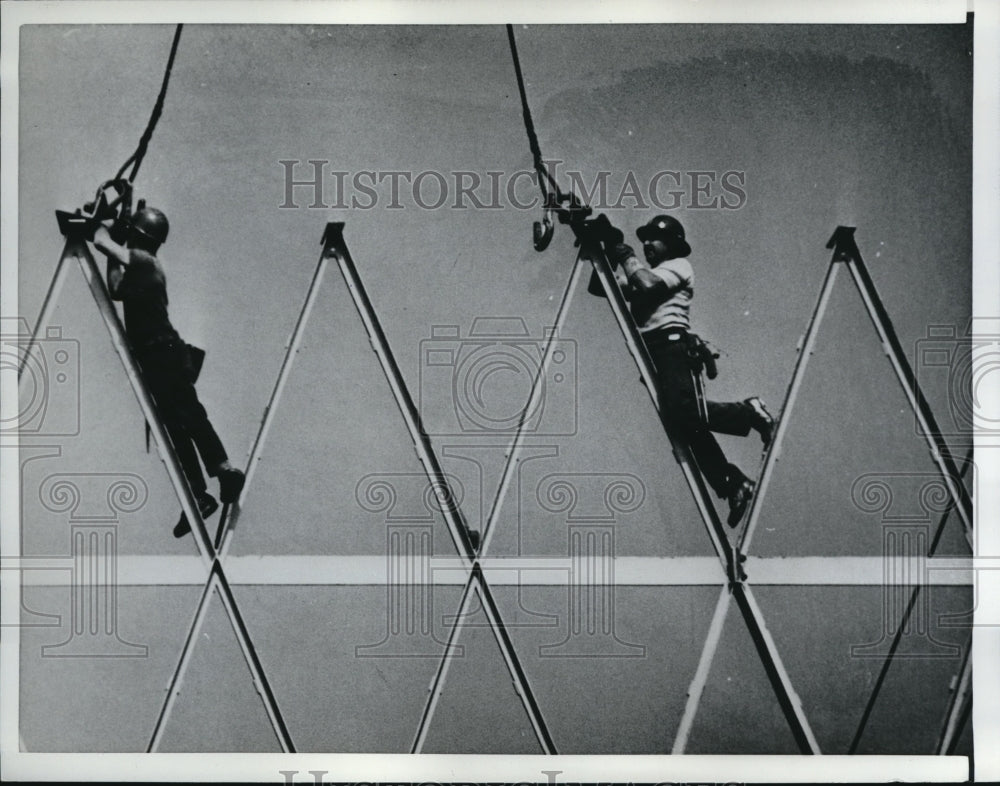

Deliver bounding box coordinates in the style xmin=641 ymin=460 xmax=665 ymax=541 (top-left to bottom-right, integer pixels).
xmin=748 ymin=228 xmax=970 ymax=559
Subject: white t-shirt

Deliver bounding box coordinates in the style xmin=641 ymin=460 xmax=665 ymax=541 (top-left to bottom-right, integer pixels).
xmin=636 ymin=257 xmax=693 ymax=332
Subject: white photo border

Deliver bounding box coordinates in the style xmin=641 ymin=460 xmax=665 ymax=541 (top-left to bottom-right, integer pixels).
xmin=1 ymin=1 xmax=995 ymax=783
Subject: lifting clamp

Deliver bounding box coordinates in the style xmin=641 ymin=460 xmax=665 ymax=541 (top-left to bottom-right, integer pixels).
xmin=55 ymin=179 xmax=144 ymax=243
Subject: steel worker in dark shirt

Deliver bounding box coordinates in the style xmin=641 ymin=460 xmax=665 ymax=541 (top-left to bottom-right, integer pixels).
xmin=94 ymin=207 xmax=244 ymax=538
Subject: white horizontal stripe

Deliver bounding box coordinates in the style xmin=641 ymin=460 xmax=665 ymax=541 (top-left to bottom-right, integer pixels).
xmin=5 ymin=555 xmax=980 ymax=587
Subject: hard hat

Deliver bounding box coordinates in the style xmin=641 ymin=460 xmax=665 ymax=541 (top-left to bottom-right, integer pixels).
xmin=131 ymin=206 xmax=170 ymax=245
xmin=636 ymin=214 xmax=691 ymax=257
xmin=637 ymin=214 xmax=687 ymax=245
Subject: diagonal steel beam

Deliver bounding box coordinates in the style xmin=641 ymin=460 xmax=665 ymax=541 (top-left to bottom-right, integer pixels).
xmin=671 ymin=584 xmax=730 ymax=753
xmin=69 ymin=238 xmax=216 ymax=564
xmin=216 ymin=251 xmax=331 ymax=558
xmin=580 ymin=237 xmax=733 ymax=574
xmin=409 ymin=568 xmax=558 ymax=754
xmin=737 ymin=228 xmax=972 ymax=755
xmin=579 ymin=231 xmax=819 ymax=752
xmin=834 ymin=227 xmax=972 ymax=545
xmin=743 ymin=229 xmax=973 ymax=557
xmin=674 ymin=240 xmax=852 ymax=753
xmin=44 ymin=226 xmax=295 ymax=753
xmin=35 ymin=218 xmax=967 ymax=757
xmin=947 ymin=692 xmax=972 ymax=759
xmin=147 ymin=246 xmax=332 ymax=751
xmin=321 ymin=223 xmax=555 ymax=752
xmin=146 ymin=571 xmax=215 ymax=750
xmin=146 ymin=567 xmax=295 ymax=752
xmin=17 ymin=252 xmax=73 ymax=379
xmin=323 ymin=223 xmax=480 ymax=559
xmin=479 ymin=251 xmax=586 ymax=556
xmin=473 ymin=565 xmax=558 ymax=752
xmin=409 ymin=574 xmax=477 ymax=753
xmin=732 ymin=581 xmax=822 ymax=753
xmin=848 ymin=445 xmax=973 ymax=754
xmin=737 ymin=257 xmax=841 ymax=556
xmin=937 ymin=637 xmax=972 ymax=755
xmin=212 ymin=562 xmax=295 ymax=748
xmin=425 ymin=248 xmax=584 ymax=719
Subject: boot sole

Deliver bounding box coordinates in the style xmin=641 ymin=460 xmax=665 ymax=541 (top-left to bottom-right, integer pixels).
xmin=174 ymin=498 xmax=220 ymax=538
xmin=219 ymin=470 xmax=246 ymax=504
xmin=727 ymin=484 xmax=755 ymax=528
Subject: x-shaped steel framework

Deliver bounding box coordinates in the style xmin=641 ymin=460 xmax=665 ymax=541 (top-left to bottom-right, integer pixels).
xmin=577 ymin=225 xmax=973 ymax=755
xmin=21 ymin=224 xmax=295 ymax=750
xmin=19 ymin=218 xmax=973 ymax=756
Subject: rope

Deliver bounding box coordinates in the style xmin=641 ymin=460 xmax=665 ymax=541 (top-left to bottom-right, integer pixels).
xmin=506 ymin=24 xmax=559 ymax=205
xmin=114 ymin=24 xmax=184 ymax=184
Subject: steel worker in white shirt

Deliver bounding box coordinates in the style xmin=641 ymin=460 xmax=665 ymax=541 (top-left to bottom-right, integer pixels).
xmin=599 ymin=213 xmax=775 ymax=528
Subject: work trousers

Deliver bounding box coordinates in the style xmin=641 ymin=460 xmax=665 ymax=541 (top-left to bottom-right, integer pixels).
xmin=644 ymin=330 xmax=754 ymax=499
xmin=136 ymin=342 xmax=228 ymax=498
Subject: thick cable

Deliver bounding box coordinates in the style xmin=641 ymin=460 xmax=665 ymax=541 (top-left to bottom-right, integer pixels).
xmin=506 ymin=24 xmax=559 ymax=205
xmin=114 ymin=24 xmax=184 ymax=184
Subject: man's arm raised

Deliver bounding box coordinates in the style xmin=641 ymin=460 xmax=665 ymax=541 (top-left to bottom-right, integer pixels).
xmin=93 ymin=226 xmax=132 ymax=300
xmin=606 ymin=242 xmax=668 ymax=306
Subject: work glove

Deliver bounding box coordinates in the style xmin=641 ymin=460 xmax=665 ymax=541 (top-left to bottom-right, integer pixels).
xmin=108 ymin=215 xmax=132 ymax=245
xmin=605 ymin=241 xmax=637 ymax=270
xmin=587 ymin=243 xmax=635 ymax=297
xmin=78 ymin=214 xmax=100 ymax=242
xmin=583 ymin=213 xmax=625 ymax=248
xmin=603 ymin=225 xmax=625 ymax=248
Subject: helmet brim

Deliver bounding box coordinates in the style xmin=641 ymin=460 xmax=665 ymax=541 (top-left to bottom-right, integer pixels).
xmin=635 ymin=225 xmax=656 ymax=242
xmin=636 ymin=226 xmax=691 ymax=257
xmin=130 ymin=223 xmax=167 ymax=245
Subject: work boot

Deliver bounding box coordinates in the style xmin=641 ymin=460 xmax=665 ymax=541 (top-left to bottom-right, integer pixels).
xmin=745 ymin=397 xmax=775 ymax=448
xmin=727 ymin=479 xmax=755 ymax=528
xmin=173 ymin=493 xmax=219 ymax=538
xmin=217 ymin=467 xmax=246 ymax=504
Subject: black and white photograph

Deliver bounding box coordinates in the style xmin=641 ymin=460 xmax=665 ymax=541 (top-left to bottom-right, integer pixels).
xmin=1 ymin=1 xmax=998 ymax=783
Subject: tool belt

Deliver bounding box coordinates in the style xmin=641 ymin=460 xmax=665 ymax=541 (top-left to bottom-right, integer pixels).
xmin=134 ymin=338 xmax=206 ymax=384
xmin=643 ymin=327 xmax=719 ymax=380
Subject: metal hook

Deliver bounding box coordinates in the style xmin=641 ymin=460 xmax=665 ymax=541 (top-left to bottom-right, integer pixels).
xmin=532 ymin=207 xmax=555 ymax=251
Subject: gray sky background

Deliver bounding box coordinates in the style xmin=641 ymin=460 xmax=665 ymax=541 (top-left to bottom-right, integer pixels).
xmin=18 ymin=22 xmax=973 ymax=558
